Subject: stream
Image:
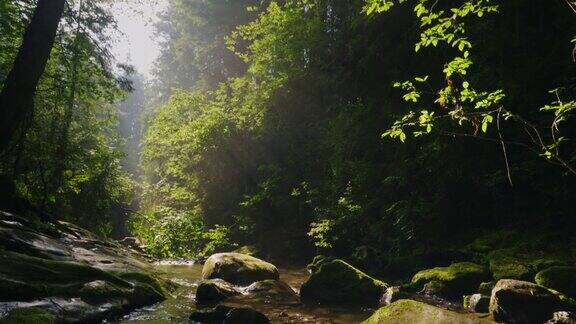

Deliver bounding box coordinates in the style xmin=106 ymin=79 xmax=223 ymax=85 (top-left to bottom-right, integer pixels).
xmin=114 ymin=262 xmax=372 ymax=324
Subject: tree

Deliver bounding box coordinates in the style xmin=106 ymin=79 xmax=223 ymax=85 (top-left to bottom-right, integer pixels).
xmin=0 ymin=0 xmax=66 ymax=153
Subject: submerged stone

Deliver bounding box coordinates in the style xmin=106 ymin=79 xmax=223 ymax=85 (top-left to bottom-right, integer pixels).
xmin=300 ymin=259 xmax=387 ymax=305
xmin=195 ymin=279 xmax=241 ymax=304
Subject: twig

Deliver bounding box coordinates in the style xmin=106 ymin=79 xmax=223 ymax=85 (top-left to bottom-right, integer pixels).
xmin=497 ymin=108 xmax=513 ymax=186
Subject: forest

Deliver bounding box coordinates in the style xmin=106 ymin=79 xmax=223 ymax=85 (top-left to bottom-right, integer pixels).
xmin=1 ymin=0 xmax=576 ymax=323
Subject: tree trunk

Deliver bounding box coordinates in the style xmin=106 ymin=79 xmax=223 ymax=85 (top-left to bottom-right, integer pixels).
xmin=0 ymin=0 xmax=66 ymax=153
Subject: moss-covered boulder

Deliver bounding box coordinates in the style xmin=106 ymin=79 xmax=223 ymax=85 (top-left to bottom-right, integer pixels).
xmin=362 ymin=299 xmax=494 ymax=324
xmin=0 ymin=307 xmax=56 ymax=324
xmin=535 ymin=266 xmax=576 ymax=298
xmin=300 ymin=259 xmax=387 ymax=305
xmin=489 ymin=279 xmax=574 ymax=323
xmin=0 ymin=211 xmax=174 ymax=323
xmin=306 ymin=255 xmax=335 ymax=274
xmin=202 ymin=253 xmax=279 ymax=285
xmin=488 ymin=249 xmax=534 ymax=281
xmin=411 ymin=262 xmax=489 ymax=299
xmin=478 ymin=281 xmax=496 ymax=295
xmin=196 ymin=279 xmax=241 ymax=304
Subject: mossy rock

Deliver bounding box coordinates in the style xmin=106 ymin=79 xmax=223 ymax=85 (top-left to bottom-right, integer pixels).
xmin=489 ymin=279 xmax=573 ymax=324
xmin=114 ymin=271 xmax=174 ymax=296
xmin=0 ymin=308 xmax=55 ymax=324
xmin=306 ymin=255 xmax=335 ymax=274
xmin=535 ymin=266 xmax=576 ymax=298
xmin=0 ymin=251 xmax=129 ymax=301
xmin=79 ymin=280 xmax=131 ymax=304
xmin=411 ymin=262 xmax=489 ymax=299
xmin=478 ymin=281 xmax=496 ymax=295
xmin=202 ymin=253 xmax=279 ymax=285
xmin=196 ymin=279 xmax=240 ymax=304
xmin=300 ymin=259 xmax=387 ymax=306
xmin=362 ymin=299 xmax=493 ymax=324
xmin=488 ymin=249 xmax=534 ymax=281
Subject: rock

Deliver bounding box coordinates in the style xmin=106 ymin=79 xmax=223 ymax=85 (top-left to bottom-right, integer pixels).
xmin=536 ymin=266 xmax=576 ymax=298
xmin=362 ymin=299 xmax=494 ymax=324
xmin=202 ymin=253 xmax=279 ymax=285
xmin=468 ymin=294 xmax=490 ymax=313
xmin=119 ymin=237 xmax=143 ymax=251
xmin=546 ymin=311 xmax=576 ymax=324
xmin=300 ymin=259 xmax=387 ymax=305
xmin=189 ymin=305 xmax=269 ymax=324
xmin=489 ymin=279 xmax=574 ymax=323
xmin=488 ymin=249 xmax=534 ymax=281
xmin=196 ymin=279 xmax=241 ymax=304
xmin=478 ymin=281 xmax=496 ymax=295
xmin=306 ymin=255 xmax=335 ymax=274
xmin=381 ymin=286 xmax=414 ymax=305
xmin=411 ymin=262 xmax=489 ymax=299
xmin=190 ymin=305 xmax=233 ymax=323
xmin=225 ymin=307 xmax=270 ymax=324
xmin=243 ymin=280 xmax=299 ymax=304
xmin=0 ymin=212 xmax=174 ymax=323
xmin=0 ymin=307 xmax=56 ymax=324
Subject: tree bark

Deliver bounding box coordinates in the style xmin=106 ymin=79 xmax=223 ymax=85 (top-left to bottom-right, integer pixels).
xmin=0 ymin=0 xmax=66 ymax=153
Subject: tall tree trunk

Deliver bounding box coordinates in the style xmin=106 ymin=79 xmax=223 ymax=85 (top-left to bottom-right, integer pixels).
xmin=0 ymin=0 xmax=66 ymax=154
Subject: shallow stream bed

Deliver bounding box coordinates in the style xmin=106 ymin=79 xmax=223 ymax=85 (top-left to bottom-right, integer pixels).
xmin=114 ymin=262 xmax=372 ymax=323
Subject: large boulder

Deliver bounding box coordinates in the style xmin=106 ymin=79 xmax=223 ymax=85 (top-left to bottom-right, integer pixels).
xmin=411 ymin=262 xmax=489 ymax=299
xmin=202 ymin=253 xmax=279 ymax=285
xmin=489 ymin=279 xmax=574 ymax=324
xmin=195 ymin=279 xmax=241 ymax=304
xmin=536 ymin=267 xmax=576 ymax=298
xmin=300 ymin=259 xmax=387 ymax=305
xmin=362 ymin=299 xmax=493 ymax=324
xmin=0 ymin=212 xmax=174 ymax=323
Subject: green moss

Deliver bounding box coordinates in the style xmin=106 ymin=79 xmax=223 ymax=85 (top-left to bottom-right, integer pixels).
xmin=411 ymin=262 xmax=488 ymax=298
xmin=488 ymin=249 xmax=534 ymax=281
xmin=463 ymin=295 xmax=472 ymax=309
xmin=202 ymin=253 xmax=279 ymax=285
xmin=79 ymin=280 xmax=131 ymax=304
xmin=362 ymin=299 xmax=493 ymax=324
xmin=114 ymin=271 xmax=172 ymax=296
xmin=300 ymin=259 xmax=387 ymax=305
xmin=535 ymin=266 xmax=576 ymax=298
xmin=478 ymin=281 xmax=496 ymax=295
xmin=0 ymin=308 xmax=55 ymax=324
xmin=306 ymin=255 xmax=335 ymax=274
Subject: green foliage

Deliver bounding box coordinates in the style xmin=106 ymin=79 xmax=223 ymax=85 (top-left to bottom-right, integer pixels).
xmin=0 ymin=0 xmax=133 ymax=235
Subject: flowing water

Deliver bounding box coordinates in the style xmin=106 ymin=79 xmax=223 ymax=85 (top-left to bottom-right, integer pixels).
xmin=114 ymin=263 xmax=372 ymax=324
